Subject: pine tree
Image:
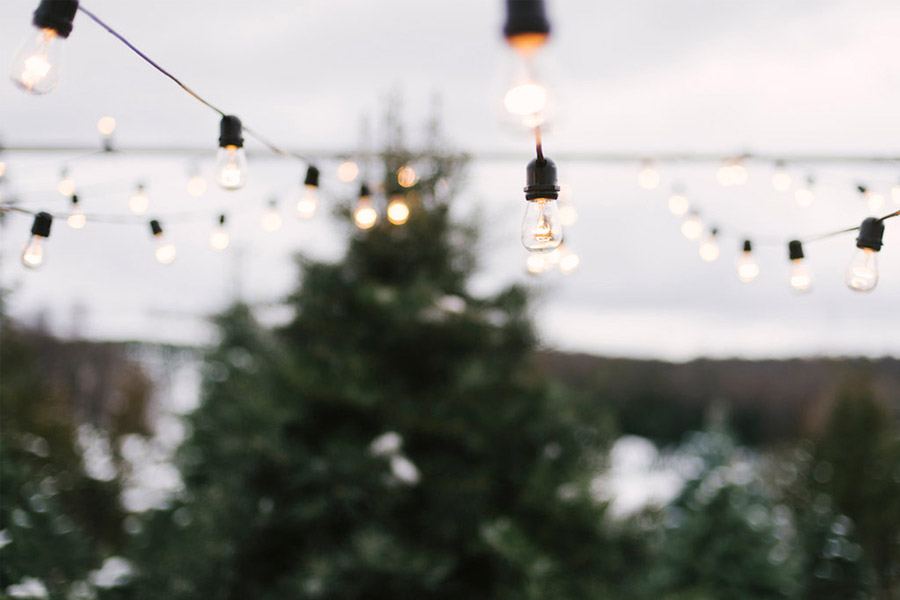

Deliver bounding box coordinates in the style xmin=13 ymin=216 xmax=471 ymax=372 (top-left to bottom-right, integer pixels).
xmin=127 ymin=107 xmax=639 ymax=599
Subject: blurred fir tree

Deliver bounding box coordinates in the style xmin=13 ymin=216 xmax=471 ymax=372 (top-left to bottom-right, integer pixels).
xmin=644 ymin=427 xmax=798 ymax=599
xmin=0 ymin=300 xmax=144 ymax=598
xmin=127 ymin=106 xmax=641 ymax=599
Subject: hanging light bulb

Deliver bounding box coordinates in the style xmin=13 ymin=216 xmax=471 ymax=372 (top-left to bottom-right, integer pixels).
xmin=558 ymin=243 xmax=580 ymax=274
xmin=845 ymin=217 xmax=884 ymax=293
xmin=215 ymin=115 xmax=247 ymax=190
xmin=857 ymin=185 xmax=885 ymax=214
xmin=680 ymin=211 xmax=703 ymax=241
xmin=736 ymin=240 xmax=760 ymax=283
xmin=771 ymin=161 xmax=792 ymax=192
xmin=149 ymin=220 xmax=176 ymax=265
xmin=637 ymin=160 xmax=660 ymax=190
xmin=337 ymin=160 xmax=359 ymax=183
xmin=500 ymin=0 xmax=552 ymax=128
xmin=97 ymin=115 xmax=116 ymax=150
xmin=10 ymin=0 xmax=77 ymax=95
xmin=353 ymin=184 xmax=378 ymax=230
xmin=295 ymin=165 xmax=320 ymax=220
xmin=209 ymin=214 xmax=230 ymax=251
xmin=698 ymin=228 xmax=720 ymax=262
xmin=794 ymin=175 xmax=815 ymax=208
xmin=668 ymin=186 xmax=689 ymax=216
xmin=57 ymin=168 xmax=75 ymax=197
xmin=525 ymin=252 xmax=548 ymax=275
xmin=186 ymin=170 xmax=207 ymax=198
xmin=787 ymin=240 xmax=811 ymax=293
xmin=128 ymin=183 xmax=149 ymax=215
xmin=397 ymin=165 xmax=418 ymax=188
xmin=66 ymin=193 xmax=85 ymax=229
xmin=260 ymin=198 xmax=283 ymax=232
xmin=717 ymin=158 xmax=748 ymax=187
xmin=521 ymin=156 xmax=563 ymax=252
xmin=387 ymin=193 xmax=410 ymax=226
xmin=21 ymin=211 xmax=52 ymax=269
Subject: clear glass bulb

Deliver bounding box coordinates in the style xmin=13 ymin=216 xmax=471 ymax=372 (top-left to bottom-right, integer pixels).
xmin=521 ymin=198 xmax=562 ymax=252
xmin=353 ymin=197 xmax=378 ymax=230
xmin=772 ymin=168 xmax=792 ymax=192
xmin=209 ymin=226 xmax=230 ymax=251
xmin=129 ymin=188 xmax=149 ymax=215
xmin=737 ymin=251 xmax=760 ymax=283
xmin=387 ymin=195 xmax=410 ymax=225
xmin=261 ymin=205 xmax=283 ymax=232
xmin=501 ymin=50 xmax=550 ymax=129
xmin=187 ymin=175 xmax=207 ymax=198
xmin=789 ymin=259 xmax=812 ymax=293
xmin=698 ymin=234 xmax=720 ymax=262
xmin=668 ymin=193 xmax=689 ymax=216
xmin=794 ymin=186 xmax=814 ymax=208
xmin=845 ymin=248 xmax=878 ymax=292
xmin=681 ymin=214 xmax=703 ymax=240
xmin=21 ymin=235 xmax=45 ymax=269
xmin=216 ymin=146 xmax=247 ymax=190
xmin=10 ymin=28 xmax=63 ymax=95
xmin=67 ymin=206 xmax=86 ymax=230
xmin=155 ymin=239 xmax=177 ymax=265
xmin=295 ymin=185 xmax=318 ymax=220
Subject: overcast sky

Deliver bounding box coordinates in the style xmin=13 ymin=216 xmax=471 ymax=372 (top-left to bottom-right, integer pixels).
xmin=1 ymin=0 xmax=898 ymax=361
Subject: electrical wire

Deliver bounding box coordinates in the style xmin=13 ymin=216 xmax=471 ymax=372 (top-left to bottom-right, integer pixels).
xmin=75 ymin=4 xmax=312 ymax=166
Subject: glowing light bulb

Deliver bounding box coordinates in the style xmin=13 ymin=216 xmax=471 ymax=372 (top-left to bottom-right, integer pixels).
xmin=67 ymin=194 xmax=85 ymax=229
xmin=209 ymin=214 xmax=229 ymax=251
xmin=387 ymin=194 xmax=410 ymax=225
xmin=866 ymin=191 xmax=885 ymax=213
xmin=504 ymin=80 xmax=548 ymax=124
xmin=397 ymin=165 xmax=418 ymax=188
xmin=558 ymin=244 xmax=581 ymax=274
xmin=216 ymin=145 xmax=247 ymax=190
xmin=337 ymin=160 xmax=359 ymax=183
xmin=57 ymin=170 xmax=75 ymax=197
xmin=21 ymin=212 xmax=52 ymax=269
xmin=187 ymin=174 xmax=207 ymax=198
xmin=845 ymin=248 xmax=878 ymax=292
xmin=353 ymin=186 xmax=378 ymax=230
xmin=736 ymin=241 xmax=759 ymax=283
xmin=261 ymin=200 xmax=283 ymax=232
xmin=10 ymin=28 xmax=63 ymax=95
xmin=789 ymin=260 xmax=812 ymax=293
xmin=680 ymin=212 xmax=703 ymax=241
xmin=97 ymin=116 xmax=116 ymax=137
xmin=526 ymin=253 xmax=547 ymax=275
xmin=296 ymin=186 xmax=318 ymax=220
xmin=794 ymin=176 xmax=815 ymax=208
xmin=149 ymin=220 xmax=176 ymax=265
xmin=638 ymin=162 xmax=660 ymax=190
xmin=717 ymin=160 xmax=748 ymax=187
xmin=668 ymin=191 xmax=689 ymax=216
xmin=522 ymin=198 xmax=562 ymax=252
xmin=772 ymin=163 xmax=792 ymax=192
xmin=698 ymin=229 xmax=720 ymax=262
xmin=129 ymin=184 xmax=149 ymax=215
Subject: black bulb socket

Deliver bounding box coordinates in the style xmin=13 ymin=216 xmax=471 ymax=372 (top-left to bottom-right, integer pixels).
xmin=218 ymin=115 xmax=244 ymax=148
xmin=856 ymin=217 xmax=885 ymax=252
xmin=31 ymin=212 xmax=52 ymax=238
xmin=33 ymin=0 xmax=78 ymax=38
xmin=788 ymin=240 xmax=804 ymax=261
xmin=149 ymin=219 xmax=163 ymax=237
xmin=304 ymin=165 xmax=320 ymax=187
xmin=71 ymin=194 xmax=79 ymax=206
xmin=742 ymin=240 xmax=753 ymax=253
xmin=359 ymin=183 xmax=371 ymax=199
xmin=503 ymin=0 xmax=551 ymax=39
xmin=856 ymin=184 xmax=868 ymax=195
xmin=218 ymin=214 xmax=226 ymax=226
xmin=524 ymin=157 xmax=560 ymax=201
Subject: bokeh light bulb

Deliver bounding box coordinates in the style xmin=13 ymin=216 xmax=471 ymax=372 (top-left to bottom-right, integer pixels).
xmin=772 ymin=163 xmax=792 ymax=192
xmin=149 ymin=220 xmax=175 ymax=265
xmin=10 ymin=27 xmax=63 ymax=95
xmin=67 ymin=195 xmax=85 ymax=230
xmin=668 ymin=191 xmax=689 ymax=216
xmin=558 ymin=244 xmax=580 ymax=274
xmin=736 ymin=241 xmax=760 ymax=283
xmin=558 ymin=185 xmax=577 ymax=226
xmin=209 ymin=215 xmax=229 ymax=251
xmin=97 ymin=116 xmax=116 ymax=137
xmin=397 ymin=165 xmax=418 ymax=188
xmin=261 ymin=200 xmax=283 ymax=232
xmin=296 ymin=186 xmax=318 ymax=220
xmin=186 ymin=174 xmax=207 ymax=198
xmin=353 ymin=186 xmax=378 ymax=230
xmin=866 ymin=191 xmax=885 ymax=213
xmin=21 ymin=212 xmax=51 ymax=269
xmin=789 ymin=260 xmax=812 ymax=293
xmin=337 ymin=160 xmax=359 ymax=183
xmin=129 ymin=184 xmax=149 ymax=215
xmin=698 ymin=229 xmax=720 ymax=262
xmin=526 ymin=253 xmax=547 ymax=276
xmin=680 ymin=212 xmax=703 ymax=240
xmin=387 ymin=194 xmax=410 ymax=225
xmin=57 ymin=170 xmax=75 ymax=197
xmin=794 ymin=176 xmax=815 ymax=208
xmin=638 ymin=162 xmax=660 ymax=190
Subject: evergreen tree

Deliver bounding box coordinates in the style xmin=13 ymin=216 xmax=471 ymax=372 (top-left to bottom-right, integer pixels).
xmin=128 ymin=110 xmax=637 ymax=599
